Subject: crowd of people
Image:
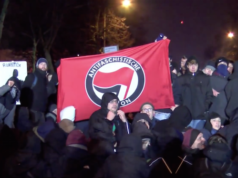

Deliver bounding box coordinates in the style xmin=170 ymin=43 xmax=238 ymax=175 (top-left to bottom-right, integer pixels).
xmin=0 ymin=53 xmax=238 ymax=178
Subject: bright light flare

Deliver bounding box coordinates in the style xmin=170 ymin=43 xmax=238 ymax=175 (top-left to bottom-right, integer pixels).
xmin=228 ymin=32 xmax=234 ymax=38
xmin=122 ymin=0 xmax=131 ymax=7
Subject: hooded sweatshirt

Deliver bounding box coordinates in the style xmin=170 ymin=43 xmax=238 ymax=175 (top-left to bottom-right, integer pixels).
xmin=88 ymin=92 xmax=130 ymax=145
xmin=95 ymin=134 xmax=150 ymax=178
xmin=225 ymin=61 xmax=238 ymax=118
xmin=177 ymin=57 xmax=213 ymax=119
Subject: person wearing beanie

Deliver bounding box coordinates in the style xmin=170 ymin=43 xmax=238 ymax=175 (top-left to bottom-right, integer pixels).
xmin=88 ymin=92 xmax=130 ymax=149
xmin=177 ymin=56 xmax=213 ymax=129
xmin=62 ymin=129 xmax=91 ymax=178
xmin=213 ymin=57 xmax=230 ymax=78
xmin=95 ymin=134 xmax=150 ymax=178
xmin=194 ymin=135 xmax=232 ymax=178
xmin=21 ymin=58 xmax=56 ymax=127
xmin=201 ymin=112 xmax=224 ymax=143
xmin=225 ymin=61 xmax=238 ymax=119
xmin=183 ymin=129 xmax=205 ymax=150
xmin=203 ymin=60 xmax=216 ymax=76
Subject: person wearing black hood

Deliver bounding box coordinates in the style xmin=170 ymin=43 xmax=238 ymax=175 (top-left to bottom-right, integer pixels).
xmin=21 ymin=58 xmax=56 ymax=127
xmin=177 ymin=56 xmax=213 ymax=130
xmin=0 ymin=78 xmax=20 ymax=128
xmin=201 ymin=112 xmax=224 ymax=143
xmin=132 ymin=113 xmax=157 ymax=160
xmin=209 ymin=57 xmax=229 ymax=120
xmin=194 ymin=135 xmax=233 ymax=178
xmin=225 ymin=61 xmax=238 ymax=119
xmin=218 ymin=107 xmax=238 ymax=151
xmin=88 ymin=92 xmax=130 ymax=147
xmin=95 ymin=134 xmax=150 ymax=178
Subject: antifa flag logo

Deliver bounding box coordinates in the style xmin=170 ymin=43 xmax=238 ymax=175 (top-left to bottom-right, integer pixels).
xmin=85 ymin=56 xmax=145 ymax=107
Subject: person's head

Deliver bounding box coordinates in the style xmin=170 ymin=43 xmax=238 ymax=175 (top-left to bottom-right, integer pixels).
xmin=101 ymin=93 xmax=119 ymax=113
xmin=133 ymin=113 xmax=152 ymax=130
xmin=187 ymin=59 xmax=198 ymax=73
xmin=228 ymin=61 xmax=234 ymax=74
xmin=203 ymin=61 xmax=215 ymax=76
xmin=36 ymin=58 xmax=48 ymax=71
xmin=215 ymin=57 xmax=229 ymax=67
xmin=59 ymin=106 xmax=76 ymax=133
xmin=183 ymin=129 xmax=205 ymax=150
xmin=209 ymin=113 xmax=222 ymax=130
xmin=140 ymin=102 xmax=154 ymax=120
xmin=181 ymin=56 xmax=187 ymax=68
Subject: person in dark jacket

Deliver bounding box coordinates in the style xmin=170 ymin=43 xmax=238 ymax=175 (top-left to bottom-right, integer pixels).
xmin=132 ymin=113 xmax=157 ymax=160
xmin=0 ymin=77 xmax=20 ymax=128
xmin=194 ymin=135 xmax=233 ymax=178
xmin=201 ymin=112 xmax=225 ymax=143
xmin=225 ymin=61 xmax=238 ymax=119
xmin=62 ymin=129 xmax=91 ymax=178
xmin=88 ymin=92 xmax=130 ymax=148
xmin=218 ymin=107 xmax=238 ymax=152
xmin=95 ymin=134 xmax=150 ymax=178
xmin=21 ymin=58 xmax=55 ymax=127
xmin=231 ymin=136 xmax=238 ymax=178
xmin=177 ymin=56 xmax=213 ymax=130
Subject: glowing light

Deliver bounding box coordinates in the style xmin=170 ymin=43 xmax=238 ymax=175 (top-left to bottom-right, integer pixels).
xmin=181 ymin=21 xmax=184 ymax=24
xmin=122 ymin=0 xmax=131 ymax=7
xmin=228 ymin=32 xmax=234 ymax=38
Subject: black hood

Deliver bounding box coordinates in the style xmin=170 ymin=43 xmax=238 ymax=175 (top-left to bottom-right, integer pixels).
xmin=117 ymin=134 xmax=143 ymax=157
xmin=203 ymin=142 xmax=231 ymax=163
xmin=133 ymin=113 xmax=152 ymax=126
xmin=204 ymin=112 xmax=224 ymax=132
xmin=229 ymin=61 xmax=238 ymax=80
xmin=169 ymin=106 xmax=192 ymax=132
xmin=100 ymin=92 xmax=119 ymax=116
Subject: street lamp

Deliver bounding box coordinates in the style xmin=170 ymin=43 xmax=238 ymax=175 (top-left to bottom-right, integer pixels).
xmin=122 ymin=0 xmax=131 ymax=7
xmin=228 ymin=32 xmax=234 ymax=38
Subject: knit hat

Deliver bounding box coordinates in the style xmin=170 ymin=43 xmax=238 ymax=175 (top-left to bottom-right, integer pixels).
xmin=140 ymin=102 xmax=154 ymax=111
xmin=36 ymin=58 xmax=48 ymax=67
xmin=182 ymin=129 xmax=200 ymax=148
xmin=155 ymin=33 xmax=165 ymax=42
xmin=215 ymin=57 xmax=229 ymax=67
xmin=49 ymin=104 xmax=57 ymax=113
xmin=60 ymin=106 xmax=75 ymax=122
xmin=204 ymin=60 xmax=216 ymax=71
xmin=66 ymin=129 xmax=88 ymax=147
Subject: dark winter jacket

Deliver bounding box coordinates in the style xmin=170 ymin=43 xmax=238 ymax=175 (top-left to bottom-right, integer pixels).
xmin=218 ymin=108 xmax=238 ymax=152
xmin=225 ymin=61 xmax=238 ymax=119
xmin=21 ymin=68 xmax=54 ymax=113
xmin=194 ymin=142 xmax=233 ymax=178
xmin=209 ymin=74 xmax=228 ymax=119
xmin=88 ymin=93 xmax=130 ymax=145
xmin=177 ymin=61 xmax=213 ymax=119
xmin=171 ymin=73 xmax=182 ymax=105
xmin=95 ymin=134 xmax=150 ymax=178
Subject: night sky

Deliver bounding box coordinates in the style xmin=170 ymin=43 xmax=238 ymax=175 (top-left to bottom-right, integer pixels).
xmin=130 ymin=0 xmax=237 ymax=65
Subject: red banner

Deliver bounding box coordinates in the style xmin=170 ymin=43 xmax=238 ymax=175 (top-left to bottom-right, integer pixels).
xmin=57 ymin=40 xmax=174 ymax=122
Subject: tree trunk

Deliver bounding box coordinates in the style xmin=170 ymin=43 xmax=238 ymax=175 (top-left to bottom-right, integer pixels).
xmin=44 ymin=48 xmax=54 ymax=72
xmin=0 ymin=0 xmax=9 ymax=44
xmin=32 ymin=38 xmax=37 ymax=71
